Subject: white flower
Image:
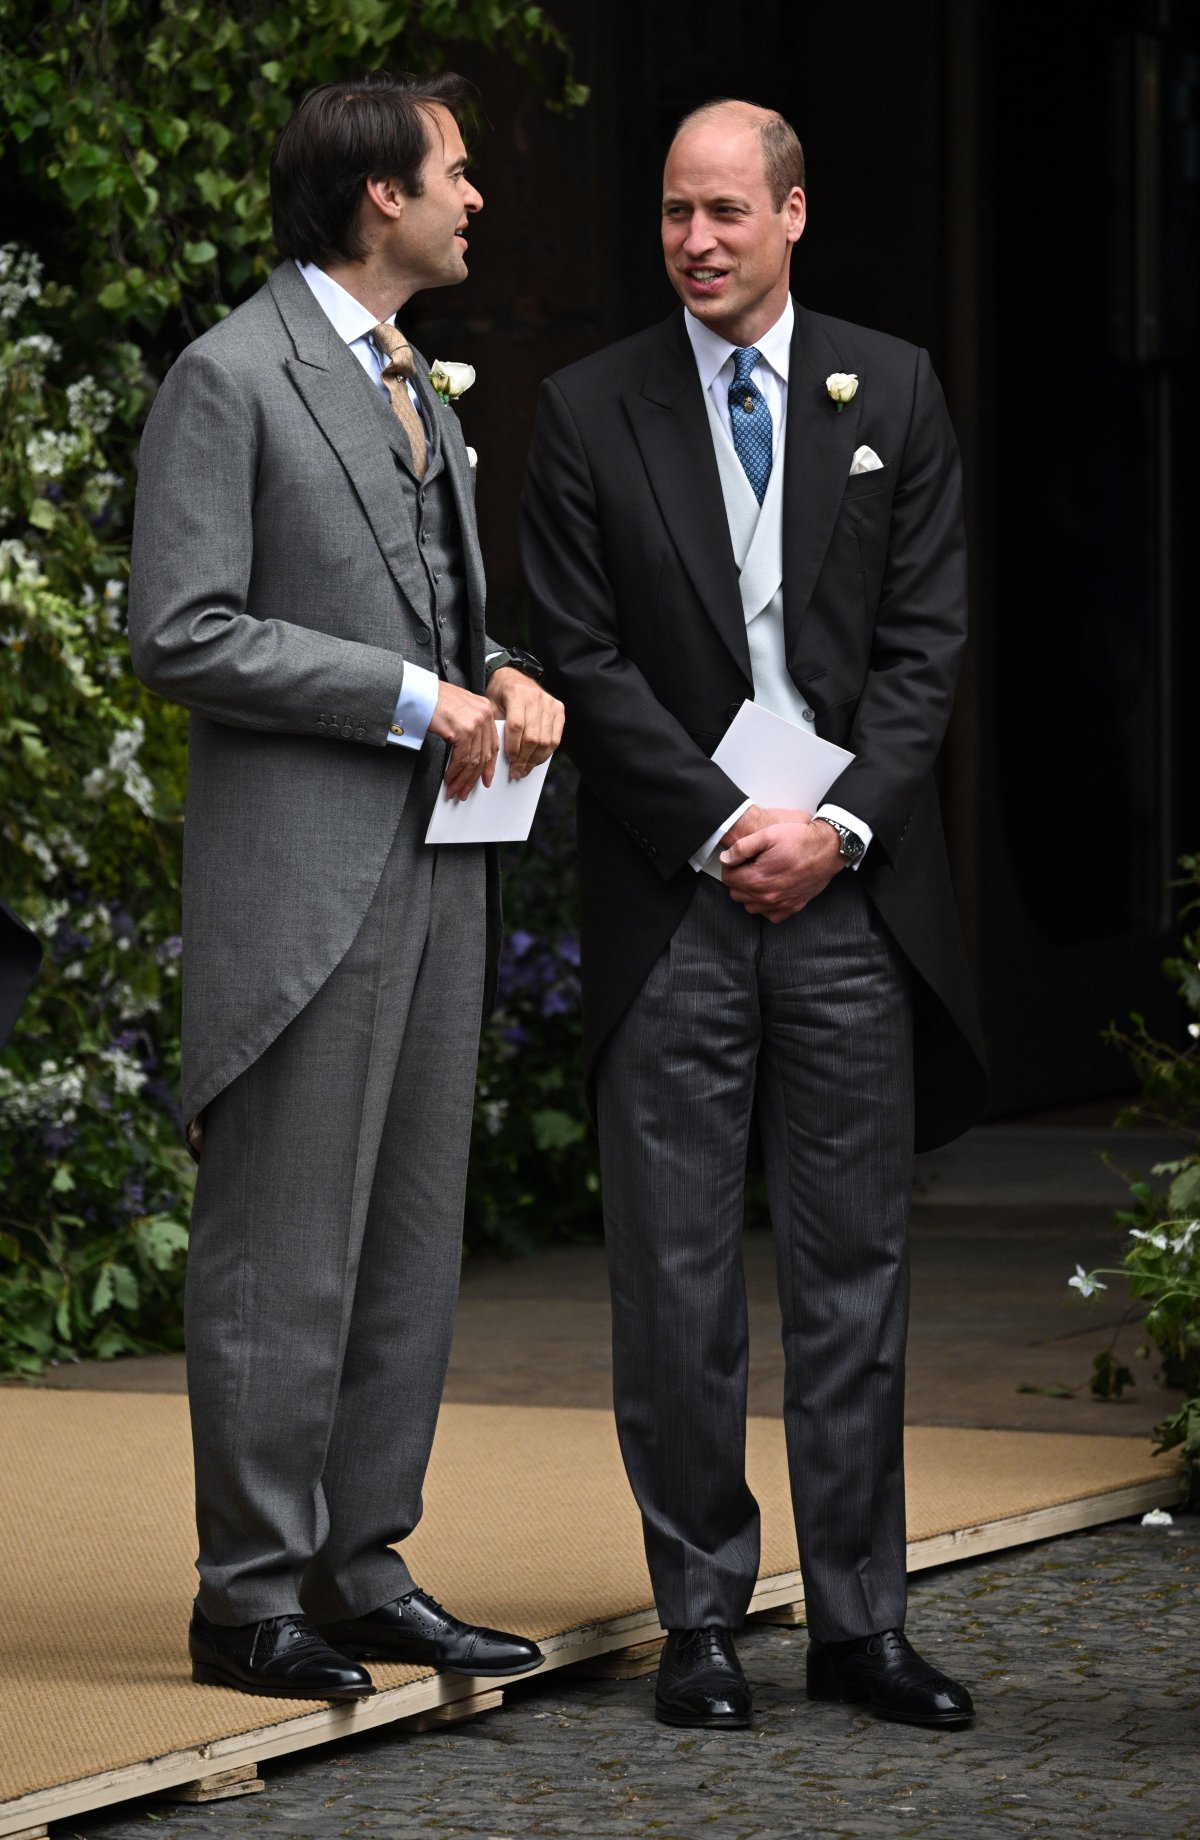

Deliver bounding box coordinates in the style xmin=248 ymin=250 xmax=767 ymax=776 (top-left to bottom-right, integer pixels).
xmin=826 ymin=371 xmax=859 ymax=408
xmin=1130 ymin=1228 xmax=1169 ymax=1249
xmin=1141 ymin=1508 xmax=1174 ymax=1527
xmin=1068 ymin=1263 xmax=1107 ymax=1298
xmin=429 ymin=359 xmax=476 ymax=404
xmin=0 ymin=245 xmax=44 ymax=327
xmin=1189 ymin=1023 xmax=1199 ymax=1039
xmin=1170 ymin=1221 xmax=1199 ymax=1254
xmin=98 ymin=1045 xmax=147 ymax=1098
xmin=65 ymin=376 xmax=115 ymax=434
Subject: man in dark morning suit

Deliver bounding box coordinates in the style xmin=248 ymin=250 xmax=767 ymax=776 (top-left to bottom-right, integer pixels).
xmin=521 ymin=101 xmax=988 ymax=1731
xmin=129 ymin=74 xmax=563 ymax=1701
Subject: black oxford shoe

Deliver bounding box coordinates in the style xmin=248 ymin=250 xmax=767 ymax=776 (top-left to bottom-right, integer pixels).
xmin=654 ymin=1627 xmax=753 ymax=1729
xmin=189 ymin=1608 xmax=374 ymax=1701
xmin=807 ymin=1627 xmax=974 ymax=1728
xmin=318 ymin=1587 xmax=543 ymax=1678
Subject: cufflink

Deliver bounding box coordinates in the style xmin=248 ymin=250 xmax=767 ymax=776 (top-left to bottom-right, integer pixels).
xmin=390 ymin=723 xmax=404 ymax=736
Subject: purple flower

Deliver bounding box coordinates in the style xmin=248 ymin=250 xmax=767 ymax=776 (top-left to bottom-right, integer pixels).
xmin=541 ymin=988 xmax=574 ymax=1019
xmin=556 ymin=936 xmax=581 ymax=967
xmin=503 ymin=1024 xmax=530 ymax=1047
xmin=507 ymin=929 xmax=536 ymax=959
xmin=158 ymin=935 xmax=183 ymax=962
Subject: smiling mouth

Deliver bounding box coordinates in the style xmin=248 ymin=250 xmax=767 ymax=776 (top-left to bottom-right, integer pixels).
xmin=683 ymin=267 xmax=728 ymax=285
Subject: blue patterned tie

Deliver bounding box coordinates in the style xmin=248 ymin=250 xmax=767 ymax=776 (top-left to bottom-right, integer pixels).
xmin=728 ymin=346 xmax=773 ymax=504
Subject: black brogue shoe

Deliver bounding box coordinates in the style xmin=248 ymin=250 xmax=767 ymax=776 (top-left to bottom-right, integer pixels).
xmin=654 ymin=1627 xmax=753 ymax=1729
xmin=318 ymin=1587 xmax=543 ymax=1678
xmin=189 ymin=1609 xmax=374 ymax=1701
xmin=807 ymin=1627 xmax=974 ymax=1728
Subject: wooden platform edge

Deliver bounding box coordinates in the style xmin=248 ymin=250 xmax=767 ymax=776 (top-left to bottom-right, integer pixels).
xmin=0 ymin=1468 xmax=1183 ymax=1838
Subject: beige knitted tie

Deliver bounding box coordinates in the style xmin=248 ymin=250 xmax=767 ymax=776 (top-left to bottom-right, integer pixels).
xmin=371 ymin=321 xmax=428 ymax=479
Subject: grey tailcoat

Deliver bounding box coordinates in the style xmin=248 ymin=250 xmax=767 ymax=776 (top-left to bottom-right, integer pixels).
xmin=129 ymin=260 xmax=502 ymax=1131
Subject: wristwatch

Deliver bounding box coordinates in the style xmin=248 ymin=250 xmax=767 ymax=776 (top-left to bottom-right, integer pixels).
xmin=488 ymin=644 xmax=545 ymax=685
xmin=812 ymin=815 xmax=866 ymax=866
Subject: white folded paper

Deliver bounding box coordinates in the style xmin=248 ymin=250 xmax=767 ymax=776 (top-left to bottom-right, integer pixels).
xmin=700 ymin=701 xmax=855 ymax=879
xmin=425 ymin=721 xmax=552 ymax=845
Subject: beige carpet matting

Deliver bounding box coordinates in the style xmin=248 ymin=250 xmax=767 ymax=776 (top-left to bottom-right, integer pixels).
xmin=0 ymin=1391 xmax=1182 ymax=1811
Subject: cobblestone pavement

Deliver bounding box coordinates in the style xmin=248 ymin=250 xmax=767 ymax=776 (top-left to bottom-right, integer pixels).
xmin=66 ymin=1512 xmax=1199 ymax=1840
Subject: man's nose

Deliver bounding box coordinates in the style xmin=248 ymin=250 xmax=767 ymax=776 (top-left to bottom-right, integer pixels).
xmin=465 ymin=183 xmax=483 ymax=214
xmin=681 ymin=215 xmax=715 ymax=254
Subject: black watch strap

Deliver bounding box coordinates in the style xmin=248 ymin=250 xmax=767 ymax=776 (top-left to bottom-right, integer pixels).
xmin=489 ymin=644 xmax=545 ymax=684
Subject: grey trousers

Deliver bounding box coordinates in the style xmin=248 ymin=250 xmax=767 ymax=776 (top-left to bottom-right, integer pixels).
xmin=185 ymin=745 xmax=487 ymax=1625
xmin=595 ymin=871 xmax=914 ymax=1642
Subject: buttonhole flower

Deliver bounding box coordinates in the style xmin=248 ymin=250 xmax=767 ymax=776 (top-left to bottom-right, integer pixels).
xmin=429 ymin=360 xmax=475 ymax=406
xmin=826 ymin=371 xmax=859 ymax=411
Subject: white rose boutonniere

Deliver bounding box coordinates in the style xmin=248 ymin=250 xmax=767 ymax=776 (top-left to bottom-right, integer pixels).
xmin=825 ymin=371 xmax=859 ymax=412
xmin=429 ymin=359 xmax=476 ymax=406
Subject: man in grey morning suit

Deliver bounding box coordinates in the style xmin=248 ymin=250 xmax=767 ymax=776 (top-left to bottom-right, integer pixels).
xmin=522 ymin=101 xmax=987 ymax=1731
xmin=129 ymin=73 xmax=563 ymax=1701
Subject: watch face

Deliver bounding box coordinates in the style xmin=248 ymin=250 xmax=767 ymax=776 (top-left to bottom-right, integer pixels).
xmin=842 ymin=831 xmax=865 ymax=860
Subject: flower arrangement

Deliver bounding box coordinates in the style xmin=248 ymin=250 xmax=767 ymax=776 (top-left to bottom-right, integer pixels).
xmin=1070 ymin=853 xmax=1200 ymax=1493
xmin=0 ymin=247 xmax=194 ymax=1373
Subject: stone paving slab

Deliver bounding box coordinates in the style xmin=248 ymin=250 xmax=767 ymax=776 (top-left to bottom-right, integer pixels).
xmin=61 ymin=1512 xmax=1198 ymax=1840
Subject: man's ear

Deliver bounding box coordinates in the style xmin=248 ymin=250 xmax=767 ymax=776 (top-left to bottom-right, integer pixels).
xmin=785 ymin=187 xmax=806 ymax=246
xmin=363 ymin=174 xmax=405 ymax=224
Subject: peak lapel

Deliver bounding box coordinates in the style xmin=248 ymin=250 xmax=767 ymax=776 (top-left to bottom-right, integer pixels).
xmin=782 ymin=303 xmax=866 ymax=679
xmin=267 ymin=263 xmax=433 ymax=629
xmin=623 ymin=314 xmax=751 ymax=684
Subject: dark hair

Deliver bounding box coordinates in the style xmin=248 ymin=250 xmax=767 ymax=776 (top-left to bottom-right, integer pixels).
xmin=270 ymin=71 xmax=475 ymax=266
xmin=674 ymin=99 xmax=805 ymax=210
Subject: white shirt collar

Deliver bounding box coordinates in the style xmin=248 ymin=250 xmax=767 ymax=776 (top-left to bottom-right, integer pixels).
xmin=296 ymin=259 xmax=394 ymax=346
xmin=683 ymin=294 xmax=794 ymax=393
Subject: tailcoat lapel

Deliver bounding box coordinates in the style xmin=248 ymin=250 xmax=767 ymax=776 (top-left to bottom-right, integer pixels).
xmin=267 ymin=263 xmax=434 ymax=631
xmin=782 ymin=302 xmax=865 ymax=685
xmin=623 ymin=315 xmax=752 ymax=685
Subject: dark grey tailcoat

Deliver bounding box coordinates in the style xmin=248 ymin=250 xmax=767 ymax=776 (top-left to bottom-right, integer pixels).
xmin=129 ymin=260 xmax=502 ymax=1133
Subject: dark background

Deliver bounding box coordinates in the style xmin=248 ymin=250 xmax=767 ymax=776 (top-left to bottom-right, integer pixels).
xmin=405 ymin=0 xmax=1200 ymax=1119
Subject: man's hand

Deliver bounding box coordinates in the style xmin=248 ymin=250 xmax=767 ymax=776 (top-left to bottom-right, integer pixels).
xmin=720 ymin=807 xmax=843 ymax=922
xmin=430 ymin=682 xmax=500 ymax=801
xmin=486 ymin=665 xmax=565 ymax=780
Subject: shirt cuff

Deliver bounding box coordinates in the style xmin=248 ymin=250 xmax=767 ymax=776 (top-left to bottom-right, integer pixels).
xmin=815 ymin=802 xmax=873 ymax=868
xmin=689 ymin=799 xmax=753 ymax=873
xmin=385 ymin=662 xmax=439 ymax=751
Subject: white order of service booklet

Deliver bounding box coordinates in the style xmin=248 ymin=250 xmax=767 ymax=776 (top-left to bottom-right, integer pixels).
xmin=424 ymin=721 xmax=553 ymax=845
xmin=700 ymin=701 xmax=856 ymax=880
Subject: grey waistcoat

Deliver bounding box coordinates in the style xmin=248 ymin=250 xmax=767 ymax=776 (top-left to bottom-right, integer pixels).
xmin=375 ymin=391 xmax=470 ymax=689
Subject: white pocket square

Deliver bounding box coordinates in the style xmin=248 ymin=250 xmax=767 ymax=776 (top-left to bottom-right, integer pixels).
xmin=849 ymin=445 xmax=884 ymax=475
xmin=466 ymin=445 xmax=478 ymax=470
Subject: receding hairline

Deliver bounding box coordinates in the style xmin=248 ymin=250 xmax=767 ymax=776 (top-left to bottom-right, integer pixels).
xmin=667 ymin=98 xmax=806 ymax=210
xmin=673 ymin=98 xmax=781 ymax=139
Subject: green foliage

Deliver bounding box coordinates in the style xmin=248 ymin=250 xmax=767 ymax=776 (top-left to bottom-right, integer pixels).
xmin=0 ymin=248 xmax=194 ymax=1373
xmin=0 ymin=0 xmax=586 ymax=338
xmin=1073 ymin=854 xmax=1200 ymax=1494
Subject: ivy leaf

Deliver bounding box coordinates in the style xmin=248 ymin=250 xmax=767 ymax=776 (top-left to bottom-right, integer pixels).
xmin=531 ymin=1108 xmax=585 ymax=1152
xmin=91 ymin=1264 xmax=114 ymax=1314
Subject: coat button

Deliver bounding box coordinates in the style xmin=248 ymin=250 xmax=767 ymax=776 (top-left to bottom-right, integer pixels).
xmin=417 ymin=630 xmax=431 ymax=645
xmin=341 ymin=725 xmax=353 ymax=738
xmin=725 ymin=702 xmax=741 ymax=722
xmin=802 ymin=707 xmax=815 ymax=721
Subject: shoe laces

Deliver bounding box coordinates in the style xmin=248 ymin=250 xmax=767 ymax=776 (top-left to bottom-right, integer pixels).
xmin=677 ymin=1627 xmax=736 ymax=1668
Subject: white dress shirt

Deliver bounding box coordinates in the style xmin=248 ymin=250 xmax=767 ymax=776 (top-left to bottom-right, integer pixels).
xmin=297 ymin=261 xmax=439 ymax=751
xmin=681 ymin=299 xmax=872 ymax=871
